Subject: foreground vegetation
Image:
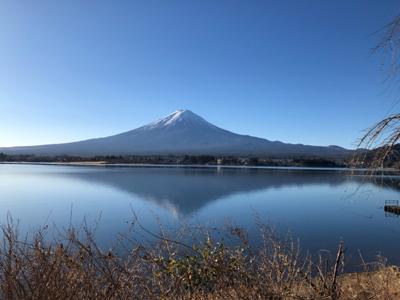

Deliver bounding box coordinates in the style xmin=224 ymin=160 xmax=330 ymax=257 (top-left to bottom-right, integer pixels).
xmin=0 ymin=218 xmax=398 ymax=300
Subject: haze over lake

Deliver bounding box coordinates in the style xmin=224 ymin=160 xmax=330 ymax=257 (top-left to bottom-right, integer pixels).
xmin=1 ymin=163 xmax=400 ymax=268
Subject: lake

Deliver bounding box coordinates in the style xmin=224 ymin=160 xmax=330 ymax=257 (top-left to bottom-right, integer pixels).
xmin=1 ymin=163 xmax=400 ymax=270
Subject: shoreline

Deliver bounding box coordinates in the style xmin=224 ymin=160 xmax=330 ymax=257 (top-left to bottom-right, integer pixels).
xmin=0 ymin=161 xmax=393 ymax=172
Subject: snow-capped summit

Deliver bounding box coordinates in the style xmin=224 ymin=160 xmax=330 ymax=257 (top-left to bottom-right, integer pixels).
xmin=141 ymin=109 xmax=216 ymax=131
xmin=0 ymin=110 xmax=350 ymax=157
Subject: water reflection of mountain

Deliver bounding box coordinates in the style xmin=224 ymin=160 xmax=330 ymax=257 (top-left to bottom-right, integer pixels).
xmin=60 ymin=167 xmax=400 ymax=216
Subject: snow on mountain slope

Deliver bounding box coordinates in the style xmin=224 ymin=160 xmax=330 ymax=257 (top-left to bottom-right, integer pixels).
xmin=0 ymin=110 xmax=350 ymax=157
xmin=139 ymin=109 xmax=215 ymax=130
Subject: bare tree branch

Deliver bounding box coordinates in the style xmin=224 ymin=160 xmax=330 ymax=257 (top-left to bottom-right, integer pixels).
xmin=354 ymin=16 xmax=400 ymax=169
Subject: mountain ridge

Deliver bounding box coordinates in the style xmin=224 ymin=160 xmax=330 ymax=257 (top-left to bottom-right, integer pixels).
xmin=0 ymin=109 xmax=350 ymax=158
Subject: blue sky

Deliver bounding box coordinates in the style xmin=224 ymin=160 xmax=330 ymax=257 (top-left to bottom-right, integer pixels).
xmin=1 ymin=0 xmax=399 ymax=148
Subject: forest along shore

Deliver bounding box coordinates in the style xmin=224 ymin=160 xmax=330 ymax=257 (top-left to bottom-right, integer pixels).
xmin=0 ymin=153 xmax=351 ymax=168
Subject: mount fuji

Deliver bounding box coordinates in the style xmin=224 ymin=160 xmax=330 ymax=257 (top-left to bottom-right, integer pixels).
xmin=0 ymin=110 xmax=350 ymax=157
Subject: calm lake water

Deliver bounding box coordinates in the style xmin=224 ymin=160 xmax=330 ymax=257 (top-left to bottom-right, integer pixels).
xmin=1 ymin=163 xmax=400 ymax=269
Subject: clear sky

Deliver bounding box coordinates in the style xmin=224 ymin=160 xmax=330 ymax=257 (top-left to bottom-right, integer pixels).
xmin=1 ymin=0 xmax=400 ymax=148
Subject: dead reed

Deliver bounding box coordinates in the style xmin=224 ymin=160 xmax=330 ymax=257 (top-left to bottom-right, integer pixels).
xmin=0 ymin=216 xmax=397 ymax=299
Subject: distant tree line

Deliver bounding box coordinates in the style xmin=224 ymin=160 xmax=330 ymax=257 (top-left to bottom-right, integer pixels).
xmin=0 ymin=152 xmax=348 ymax=168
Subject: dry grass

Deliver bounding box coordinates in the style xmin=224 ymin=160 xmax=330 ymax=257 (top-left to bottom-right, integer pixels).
xmin=0 ymin=217 xmax=397 ymax=299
